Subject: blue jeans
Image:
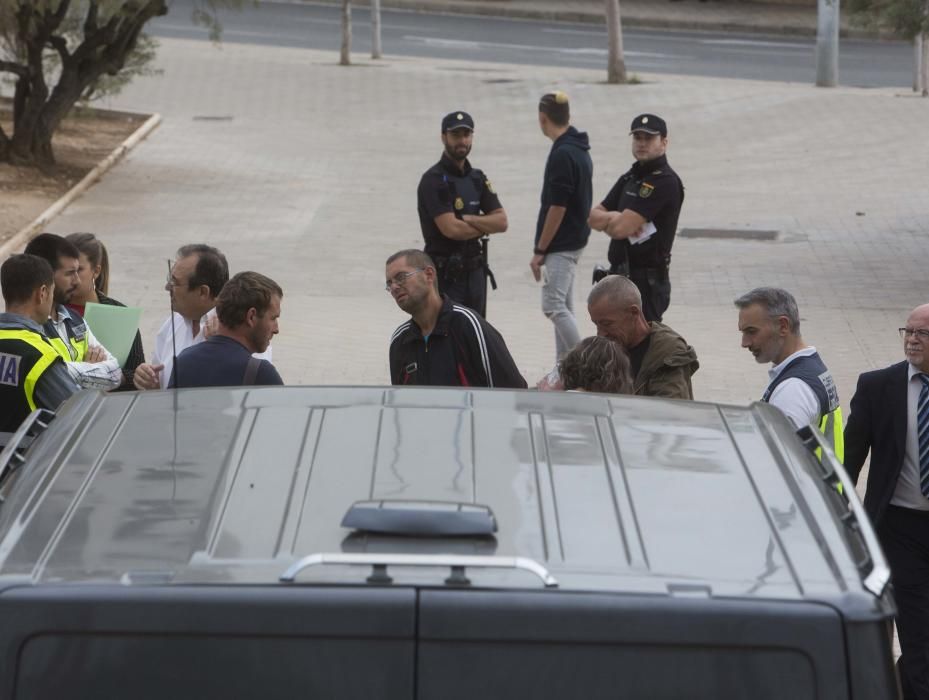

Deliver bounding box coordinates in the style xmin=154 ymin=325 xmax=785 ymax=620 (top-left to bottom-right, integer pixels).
xmin=541 ymin=248 xmax=583 ymax=360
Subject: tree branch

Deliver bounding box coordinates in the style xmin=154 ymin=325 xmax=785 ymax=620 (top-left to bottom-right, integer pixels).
xmin=0 ymin=60 xmax=29 ymax=79
xmin=84 ymin=0 xmax=100 ymax=35
xmin=48 ymin=34 xmax=71 ymax=65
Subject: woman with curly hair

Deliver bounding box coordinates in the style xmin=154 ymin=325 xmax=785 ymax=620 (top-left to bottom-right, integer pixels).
xmin=559 ymin=336 xmax=633 ymax=395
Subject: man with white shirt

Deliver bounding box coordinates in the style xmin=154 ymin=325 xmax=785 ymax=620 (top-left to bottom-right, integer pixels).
xmin=134 ymin=244 xmax=271 ymax=390
xmin=23 ymin=233 xmax=122 ymax=390
xmin=735 ymin=287 xmax=843 ymax=460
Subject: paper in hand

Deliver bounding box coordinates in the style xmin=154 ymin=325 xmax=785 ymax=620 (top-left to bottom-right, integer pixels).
xmin=629 ymin=221 xmax=657 ymax=246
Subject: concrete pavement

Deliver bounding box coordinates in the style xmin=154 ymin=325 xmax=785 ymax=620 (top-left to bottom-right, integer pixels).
xmin=48 ymin=35 xmax=928 ymax=414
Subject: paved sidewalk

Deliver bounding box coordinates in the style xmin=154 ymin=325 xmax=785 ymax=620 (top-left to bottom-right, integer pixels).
xmin=305 ymin=0 xmax=882 ymax=38
xmin=52 ymin=36 xmax=927 ymax=416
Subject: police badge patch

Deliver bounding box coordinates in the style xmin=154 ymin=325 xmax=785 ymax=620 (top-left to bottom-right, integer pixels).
xmin=454 ymin=197 xmax=464 ymax=211
xmin=639 ymin=183 xmax=655 ymax=198
xmin=485 ymin=179 xmax=495 ymax=194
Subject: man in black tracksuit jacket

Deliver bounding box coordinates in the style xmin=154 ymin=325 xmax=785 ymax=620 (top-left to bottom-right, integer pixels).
xmin=386 ymin=249 xmax=526 ymax=388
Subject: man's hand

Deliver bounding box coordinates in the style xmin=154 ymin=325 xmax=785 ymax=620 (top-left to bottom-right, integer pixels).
xmin=529 ymin=254 xmax=545 ymax=283
xmin=84 ymin=345 xmax=106 ymax=363
xmin=202 ymin=314 xmax=219 ymax=339
xmin=133 ymin=362 xmax=164 ymax=391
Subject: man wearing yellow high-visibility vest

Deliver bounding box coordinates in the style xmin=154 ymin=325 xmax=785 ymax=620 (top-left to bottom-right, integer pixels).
xmin=0 ymin=255 xmax=79 ymax=437
xmin=735 ymin=287 xmax=844 ymax=463
xmin=23 ymin=234 xmax=121 ymax=390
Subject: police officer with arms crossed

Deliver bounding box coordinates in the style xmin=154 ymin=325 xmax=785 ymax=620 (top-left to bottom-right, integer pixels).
xmin=588 ymin=114 xmax=684 ymax=323
xmin=735 ymin=287 xmax=843 ymax=459
xmin=417 ymin=111 xmax=508 ymax=318
xmin=0 ymin=254 xmax=79 ymax=437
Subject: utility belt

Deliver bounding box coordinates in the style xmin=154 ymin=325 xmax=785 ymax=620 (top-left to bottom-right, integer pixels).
xmin=592 ymin=261 xmax=669 ymax=286
xmin=433 ymin=252 xmax=485 ymax=281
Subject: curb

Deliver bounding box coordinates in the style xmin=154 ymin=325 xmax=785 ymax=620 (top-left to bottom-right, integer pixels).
xmin=0 ymin=112 xmax=162 ymax=259
xmin=299 ymin=0 xmax=894 ymax=40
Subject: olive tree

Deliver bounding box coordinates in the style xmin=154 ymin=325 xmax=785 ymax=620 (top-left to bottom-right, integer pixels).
xmin=0 ymin=0 xmax=235 ymax=168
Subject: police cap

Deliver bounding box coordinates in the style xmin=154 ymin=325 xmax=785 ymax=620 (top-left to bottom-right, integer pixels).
xmin=442 ymin=111 xmax=474 ymax=132
xmin=629 ymin=114 xmax=667 ymax=137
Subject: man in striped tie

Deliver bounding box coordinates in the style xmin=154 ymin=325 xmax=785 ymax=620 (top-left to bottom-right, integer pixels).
xmin=845 ymin=303 xmax=929 ymax=700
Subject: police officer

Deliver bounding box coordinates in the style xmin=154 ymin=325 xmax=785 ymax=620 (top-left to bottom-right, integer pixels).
xmin=417 ymin=111 xmax=508 ymax=317
xmin=0 ymin=254 xmax=79 ymax=436
xmin=735 ymin=287 xmax=843 ymax=460
xmin=588 ymin=114 xmax=684 ymax=323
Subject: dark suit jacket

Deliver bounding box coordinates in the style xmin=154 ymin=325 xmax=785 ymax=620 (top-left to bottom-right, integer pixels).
xmin=844 ymin=360 xmax=910 ymax=525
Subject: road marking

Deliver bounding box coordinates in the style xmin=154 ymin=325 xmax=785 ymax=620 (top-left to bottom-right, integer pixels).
xmin=541 ymin=27 xmax=605 ymax=36
xmin=701 ymin=38 xmax=809 ymax=49
xmin=401 ymin=35 xmax=681 ymax=60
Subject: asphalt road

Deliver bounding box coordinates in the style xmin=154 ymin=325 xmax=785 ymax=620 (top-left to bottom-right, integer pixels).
xmin=149 ymin=0 xmax=913 ymax=87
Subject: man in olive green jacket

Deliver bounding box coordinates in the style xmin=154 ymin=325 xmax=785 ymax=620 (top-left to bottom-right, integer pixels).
xmin=587 ymin=275 xmax=698 ymax=399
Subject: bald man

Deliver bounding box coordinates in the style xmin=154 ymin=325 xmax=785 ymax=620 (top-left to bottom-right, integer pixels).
xmin=845 ymin=304 xmax=929 ymax=699
xmin=586 ymin=275 xmax=698 ymax=399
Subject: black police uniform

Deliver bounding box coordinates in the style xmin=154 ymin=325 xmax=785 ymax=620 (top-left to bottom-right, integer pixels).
xmin=417 ymin=153 xmax=502 ymax=317
xmin=601 ymin=153 xmax=684 ymax=323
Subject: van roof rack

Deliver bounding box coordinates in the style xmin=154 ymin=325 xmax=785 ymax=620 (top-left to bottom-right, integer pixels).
xmin=0 ymin=409 xmax=55 ymax=501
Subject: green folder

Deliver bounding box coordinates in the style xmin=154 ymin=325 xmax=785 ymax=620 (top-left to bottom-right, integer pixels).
xmin=83 ymin=302 xmax=143 ymax=367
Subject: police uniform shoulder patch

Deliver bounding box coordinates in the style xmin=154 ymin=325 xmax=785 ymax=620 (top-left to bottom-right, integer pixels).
xmin=454 ymin=196 xmax=464 ymax=211
xmin=639 ymin=182 xmax=655 ymax=198
xmin=0 ymin=352 xmax=21 ymax=387
xmin=485 ymin=178 xmax=495 ymax=194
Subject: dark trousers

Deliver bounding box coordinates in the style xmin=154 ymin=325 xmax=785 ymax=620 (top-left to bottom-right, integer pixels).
xmin=439 ymin=266 xmax=487 ymax=318
xmin=629 ymin=271 xmax=671 ymax=323
xmin=880 ymin=505 xmax=929 ymax=700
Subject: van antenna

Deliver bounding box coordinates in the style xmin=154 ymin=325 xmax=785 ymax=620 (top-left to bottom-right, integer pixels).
xmin=167 ymin=259 xmax=179 ymax=389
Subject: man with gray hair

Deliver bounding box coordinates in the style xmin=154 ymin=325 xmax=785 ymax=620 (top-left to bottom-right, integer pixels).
xmin=735 ymin=287 xmax=843 ymax=458
xmin=586 ymin=275 xmax=697 ymax=399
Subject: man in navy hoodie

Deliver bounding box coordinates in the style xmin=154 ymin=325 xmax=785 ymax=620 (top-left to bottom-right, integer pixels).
xmin=531 ymin=92 xmax=593 ymax=361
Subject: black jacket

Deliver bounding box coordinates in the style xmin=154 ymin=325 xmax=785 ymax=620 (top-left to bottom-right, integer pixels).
xmin=844 ymin=360 xmax=910 ymax=525
xmin=535 ymin=126 xmax=593 ymax=253
xmin=389 ymin=297 xmax=527 ymax=389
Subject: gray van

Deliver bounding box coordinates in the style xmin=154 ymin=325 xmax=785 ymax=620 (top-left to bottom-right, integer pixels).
xmin=0 ymin=386 xmax=898 ymax=699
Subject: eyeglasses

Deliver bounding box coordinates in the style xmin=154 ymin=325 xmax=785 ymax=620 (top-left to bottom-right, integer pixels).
xmin=899 ymin=327 xmax=929 ymax=341
xmin=385 ymin=269 xmax=423 ymax=292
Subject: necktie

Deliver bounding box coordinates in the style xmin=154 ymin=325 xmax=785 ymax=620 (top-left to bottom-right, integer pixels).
xmin=918 ymin=373 xmax=929 ymax=498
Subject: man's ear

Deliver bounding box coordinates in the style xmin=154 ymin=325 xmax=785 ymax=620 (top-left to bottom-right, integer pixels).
xmin=777 ymin=315 xmax=791 ymax=336
xmin=245 ymin=307 xmax=258 ymax=328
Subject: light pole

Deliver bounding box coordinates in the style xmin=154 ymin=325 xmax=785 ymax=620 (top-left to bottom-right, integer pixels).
xmin=815 ymin=0 xmax=840 ymax=87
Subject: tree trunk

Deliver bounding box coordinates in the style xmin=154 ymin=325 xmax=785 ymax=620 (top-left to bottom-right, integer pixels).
xmin=605 ymin=0 xmax=626 ymax=84
xmin=371 ymin=0 xmax=382 ymax=59
xmin=340 ymin=0 xmax=352 ymax=66
xmin=919 ymin=32 xmax=929 ymax=97
xmin=917 ymin=33 xmax=925 ymax=93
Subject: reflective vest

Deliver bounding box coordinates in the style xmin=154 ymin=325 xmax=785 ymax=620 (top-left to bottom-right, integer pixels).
xmin=763 ymin=351 xmax=845 ymax=464
xmin=0 ymin=328 xmax=63 ymax=433
xmin=44 ymin=307 xmax=89 ymax=363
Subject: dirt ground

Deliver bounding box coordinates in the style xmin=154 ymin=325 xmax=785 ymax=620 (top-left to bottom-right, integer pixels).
xmin=0 ymin=101 xmax=148 ymax=247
